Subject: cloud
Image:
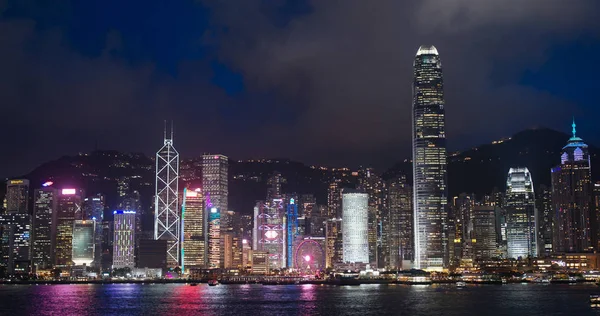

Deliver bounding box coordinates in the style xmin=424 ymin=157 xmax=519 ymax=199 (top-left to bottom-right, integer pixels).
xmin=204 ymin=0 xmax=600 ymax=166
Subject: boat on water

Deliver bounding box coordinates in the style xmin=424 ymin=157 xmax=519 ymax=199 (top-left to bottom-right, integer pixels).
xmin=208 ymin=280 xmax=219 ymax=286
xmin=590 ymin=294 xmax=600 ymax=307
xmin=456 ymin=282 xmax=466 ymax=287
xmin=189 ymin=283 xmax=198 ymax=286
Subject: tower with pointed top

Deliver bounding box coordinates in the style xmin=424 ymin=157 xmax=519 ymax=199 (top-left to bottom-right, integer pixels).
xmin=412 ymin=45 xmax=448 ymax=270
xmin=551 ymin=119 xmax=593 ymax=253
xmin=154 ymin=121 xmax=180 ymax=267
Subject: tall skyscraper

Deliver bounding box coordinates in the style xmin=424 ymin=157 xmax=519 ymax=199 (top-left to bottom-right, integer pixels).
xmin=357 ymin=168 xmax=384 ymax=266
xmin=253 ymin=200 xmax=285 ymax=269
xmin=113 ymin=211 xmax=136 ymax=269
xmin=327 ymin=180 xmax=342 ymax=219
xmin=472 ymin=206 xmax=497 ymax=260
xmin=0 ymin=179 xmax=31 ymax=274
xmin=505 ymin=168 xmax=537 ymax=259
xmin=208 ymin=207 xmax=221 ymax=269
xmin=536 ymin=185 xmax=553 ymax=255
xmin=552 ymin=120 xmax=593 ymax=253
xmin=154 ymin=124 xmax=180 ymax=267
xmin=5 ymin=179 xmax=29 ymax=213
xmin=386 ymin=176 xmax=413 ymax=269
xmin=181 ymin=188 xmax=205 ymax=270
xmin=202 ymin=154 xmax=228 ymax=213
xmin=83 ymin=194 xmax=105 ymax=267
xmin=54 ymin=188 xmax=83 ymax=267
xmin=72 ymin=219 xmax=95 ymax=266
xmin=412 ymin=45 xmax=448 ymax=270
xmin=342 ymin=191 xmax=369 ymax=264
xmin=33 ymin=185 xmax=57 ymax=269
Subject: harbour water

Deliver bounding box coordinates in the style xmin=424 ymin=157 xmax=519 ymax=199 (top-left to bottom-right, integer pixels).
xmin=1 ymin=283 xmax=598 ymax=315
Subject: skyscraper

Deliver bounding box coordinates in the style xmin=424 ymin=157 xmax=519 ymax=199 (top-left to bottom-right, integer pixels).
xmin=552 ymin=120 xmax=593 ymax=253
xmin=113 ymin=211 xmax=135 ymax=269
xmin=327 ymin=180 xmax=342 ymax=219
xmin=33 ymin=186 xmax=57 ymax=269
xmin=342 ymin=190 xmax=369 ymax=264
xmin=536 ymin=185 xmax=553 ymax=255
xmin=253 ymin=200 xmax=285 ymax=269
xmin=55 ymin=188 xmax=83 ymax=267
xmin=472 ymin=206 xmax=497 ymax=260
xmin=202 ymin=154 xmax=228 ymax=213
xmin=505 ymin=168 xmax=537 ymax=259
xmin=83 ymin=194 xmax=105 ymax=267
xmin=208 ymin=207 xmax=221 ymax=269
xmin=0 ymin=179 xmax=32 ymax=275
xmin=5 ymin=179 xmax=29 ymax=213
xmin=181 ymin=188 xmax=205 ymax=270
xmin=72 ymin=219 xmax=95 ymax=266
xmin=412 ymin=45 xmax=448 ymax=270
xmin=154 ymin=123 xmax=180 ymax=267
xmin=357 ymin=168 xmax=384 ymax=266
xmin=386 ymin=176 xmax=413 ymax=269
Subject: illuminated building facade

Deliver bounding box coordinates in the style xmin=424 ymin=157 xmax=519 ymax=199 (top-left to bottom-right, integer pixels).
xmin=55 ymin=188 xmax=83 ymax=266
xmin=412 ymin=45 xmax=449 ymax=270
xmin=342 ymin=191 xmax=369 ymax=264
xmin=181 ymin=188 xmax=205 ymax=270
xmin=327 ymin=180 xmax=342 ymax=218
xmin=154 ymin=124 xmax=180 ymax=267
xmin=113 ymin=211 xmax=136 ymax=269
xmin=0 ymin=179 xmax=31 ymax=274
xmin=253 ymin=199 xmax=286 ymax=269
xmin=472 ymin=206 xmax=497 ymax=260
xmin=552 ymin=120 xmax=593 ymax=253
xmin=202 ymin=154 xmax=228 ymax=214
xmin=83 ymin=194 xmax=104 ymax=267
xmin=357 ymin=168 xmax=384 ymax=266
xmin=325 ymin=218 xmax=343 ymax=268
xmin=33 ymin=186 xmax=57 ymax=269
xmin=72 ymin=219 xmax=95 ymax=266
xmin=452 ymin=194 xmax=474 ymax=263
xmin=536 ymin=185 xmax=553 ymax=255
xmin=505 ymin=168 xmax=537 ymax=259
xmin=386 ymin=176 xmax=413 ymax=269
xmin=286 ymin=198 xmax=299 ymax=268
xmin=250 ymin=251 xmax=269 ymax=275
xmin=208 ymin=207 xmax=221 ymax=269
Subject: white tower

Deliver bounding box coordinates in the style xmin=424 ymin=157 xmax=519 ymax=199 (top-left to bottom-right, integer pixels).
xmin=154 ymin=122 xmax=180 ymax=267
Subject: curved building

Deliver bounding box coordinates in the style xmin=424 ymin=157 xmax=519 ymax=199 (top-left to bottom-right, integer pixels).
xmin=412 ymin=45 xmax=448 ymax=270
xmin=551 ymin=120 xmax=593 ymax=253
xmin=505 ymin=168 xmax=537 ymax=259
xmin=342 ymin=191 xmax=369 ymax=264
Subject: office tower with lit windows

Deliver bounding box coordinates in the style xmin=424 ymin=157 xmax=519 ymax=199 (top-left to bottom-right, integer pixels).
xmin=202 ymin=154 xmax=228 ymax=213
xmin=594 ymin=183 xmax=600 ymax=250
xmin=536 ymin=185 xmax=553 ymax=255
xmin=83 ymin=194 xmax=105 ymax=267
xmin=208 ymin=207 xmax=221 ymax=269
xmin=54 ymin=188 xmax=84 ymax=266
xmin=472 ymin=206 xmax=497 ymax=260
xmin=113 ymin=211 xmax=135 ymax=269
xmin=253 ymin=199 xmax=286 ymax=269
xmin=357 ymin=168 xmax=384 ymax=266
xmin=386 ymin=176 xmax=413 ymax=269
xmin=0 ymin=179 xmax=32 ymax=274
xmin=325 ymin=218 xmax=343 ymax=268
xmin=505 ymin=168 xmax=537 ymax=259
xmin=412 ymin=45 xmax=449 ymax=270
xmin=181 ymin=188 xmax=205 ymax=270
xmin=33 ymin=185 xmax=57 ymax=269
xmin=452 ymin=194 xmax=475 ymax=263
xmin=72 ymin=219 xmax=95 ymax=266
xmin=300 ymin=194 xmax=316 ymax=218
xmin=286 ymin=198 xmax=299 ymax=268
xmin=154 ymin=124 xmax=180 ymax=267
xmin=342 ymin=191 xmax=369 ymax=264
xmin=552 ymin=120 xmax=593 ymax=253
xmin=327 ymin=180 xmax=342 ymax=219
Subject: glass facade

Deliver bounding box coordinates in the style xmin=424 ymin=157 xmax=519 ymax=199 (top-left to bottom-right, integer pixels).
xmin=552 ymin=121 xmax=593 ymax=253
xmin=55 ymin=189 xmax=83 ymax=266
xmin=412 ymin=45 xmax=448 ymax=270
xmin=33 ymin=187 xmax=57 ymax=269
xmin=113 ymin=211 xmax=135 ymax=268
xmin=253 ymin=200 xmax=285 ymax=269
xmin=208 ymin=207 xmax=221 ymax=269
xmin=342 ymin=192 xmax=369 ymax=264
xmin=505 ymin=168 xmax=537 ymax=259
xmin=181 ymin=188 xmax=206 ymax=270
xmin=72 ymin=219 xmax=95 ymax=266
xmin=202 ymin=154 xmax=229 ymax=213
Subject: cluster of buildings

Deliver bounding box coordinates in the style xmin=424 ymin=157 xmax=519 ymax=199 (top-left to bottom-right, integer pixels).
xmin=1 ymin=45 xmax=598 ymax=280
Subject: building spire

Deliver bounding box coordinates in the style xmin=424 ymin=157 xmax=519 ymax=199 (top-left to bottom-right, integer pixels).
xmin=572 ymin=117 xmax=576 ymax=138
xmin=163 ymin=120 xmax=167 ymax=140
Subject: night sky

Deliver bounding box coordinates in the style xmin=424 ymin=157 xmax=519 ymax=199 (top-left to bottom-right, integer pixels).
xmin=1 ymin=0 xmax=599 ymax=178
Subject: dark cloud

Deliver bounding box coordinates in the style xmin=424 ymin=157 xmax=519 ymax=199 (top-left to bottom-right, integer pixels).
xmin=0 ymin=0 xmax=599 ymax=177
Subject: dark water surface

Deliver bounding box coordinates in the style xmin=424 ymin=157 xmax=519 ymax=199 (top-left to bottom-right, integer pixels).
xmin=1 ymin=283 xmax=599 ymax=315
